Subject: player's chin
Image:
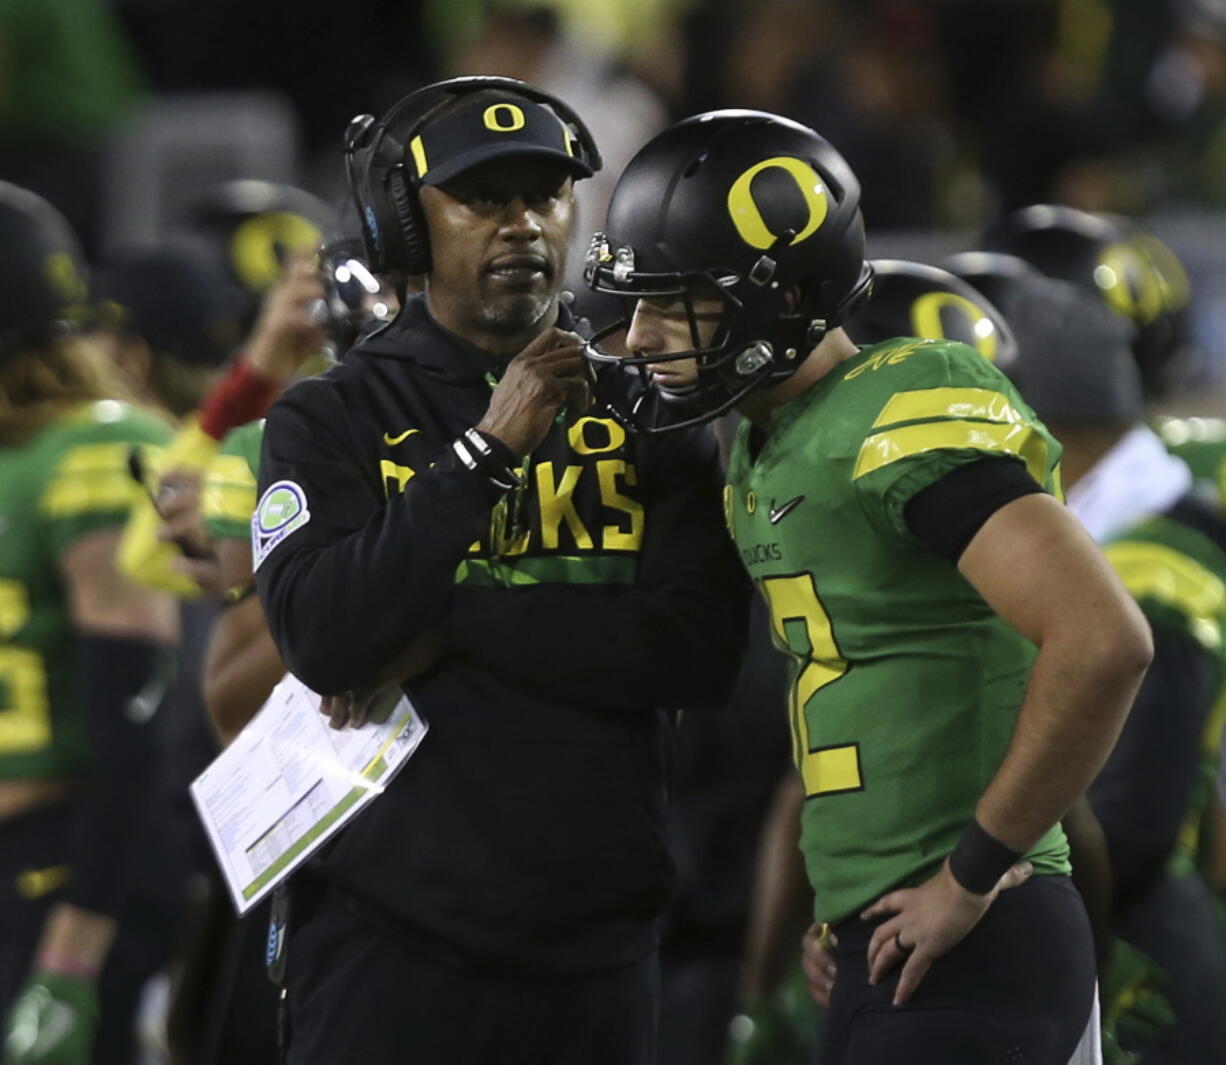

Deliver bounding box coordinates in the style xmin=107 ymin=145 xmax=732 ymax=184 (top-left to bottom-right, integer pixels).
xmin=651 ymin=375 xmax=701 ymax=400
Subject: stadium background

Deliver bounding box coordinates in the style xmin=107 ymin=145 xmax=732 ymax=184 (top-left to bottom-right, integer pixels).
xmin=4 ymin=0 xmax=1225 ymax=393
xmin=3 ymin=2 xmax=1226 ymax=1063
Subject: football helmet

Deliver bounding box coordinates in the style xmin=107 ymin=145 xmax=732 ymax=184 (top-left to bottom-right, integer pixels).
xmin=0 ymin=181 xmax=88 ymax=358
xmin=848 ymin=259 xmax=1017 ymax=369
xmin=944 ymin=249 xmax=1142 ymax=425
xmin=584 ymin=110 xmax=872 ymax=433
xmin=984 ymin=205 xmax=1189 ymax=398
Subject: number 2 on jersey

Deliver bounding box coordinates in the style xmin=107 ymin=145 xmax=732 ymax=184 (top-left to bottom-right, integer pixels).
xmin=0 ymin=579 xmax=52 ymax=753
xmin=760 ymin=573 xmax=862 ymax=797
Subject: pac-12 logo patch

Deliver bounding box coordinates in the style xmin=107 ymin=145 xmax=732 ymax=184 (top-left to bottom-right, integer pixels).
xmin=252 ymin=480 xmax=310 ymax=571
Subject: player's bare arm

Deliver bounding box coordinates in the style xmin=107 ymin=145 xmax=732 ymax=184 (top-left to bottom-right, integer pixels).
xmin=864 ymin=492 xmax=1151 ymax=1003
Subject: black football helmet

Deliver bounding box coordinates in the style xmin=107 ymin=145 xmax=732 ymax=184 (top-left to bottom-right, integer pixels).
xmin=848 ymin=259 xmax=1017 ymax=369
xmin=584 ymin=110 xmax=873 ymax=433
xmin=186 ymin=180 xmax=337 ymax=327
xmin=0 ymin=181 xmax=89 ymax=359
xmin=944 ymin=250 xmax=1142 ymax=425
xmin=984 ymin=205 xmax=1189 ymax=398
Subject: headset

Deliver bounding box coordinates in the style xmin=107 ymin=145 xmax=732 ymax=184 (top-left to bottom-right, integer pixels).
xmin=344 ymin=76 xmax=602 ymax=277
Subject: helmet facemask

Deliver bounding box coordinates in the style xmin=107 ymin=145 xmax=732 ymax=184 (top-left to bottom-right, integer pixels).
xmin=584 ymin=232 xmax=853 ymax=433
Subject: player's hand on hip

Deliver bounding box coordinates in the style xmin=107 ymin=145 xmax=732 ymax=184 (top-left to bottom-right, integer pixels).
xmin=478 ymin=328 xmax=591 ymax=457
xmin=800 ymin=923 xmax=838 ymax=1007
xmin=861 ymin=857 xmax=1032 ymax=1005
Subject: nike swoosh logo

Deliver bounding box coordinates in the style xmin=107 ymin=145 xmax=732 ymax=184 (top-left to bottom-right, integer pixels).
xmin=382 ymin=429 xmax=420 ymax=446
xmin=768 ymin=496 xmax=804 ymax=524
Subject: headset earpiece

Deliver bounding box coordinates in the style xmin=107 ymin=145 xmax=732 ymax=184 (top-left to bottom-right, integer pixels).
xmin=388 ymin=168 xmax=429 ymax=275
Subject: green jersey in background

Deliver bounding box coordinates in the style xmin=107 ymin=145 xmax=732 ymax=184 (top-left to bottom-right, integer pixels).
xmin=203 ymin=419 xmax=264 ymax=544
xmin=726 ymin=337 xmax=1070 ymax=924
xmin=0 ymin=401 xmax=169 ymax=780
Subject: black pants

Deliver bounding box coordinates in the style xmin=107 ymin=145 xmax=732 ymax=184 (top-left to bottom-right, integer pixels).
xmin=820 ymin=875 xmax=1096 ymax=1065
xmin=1114 ymin=869 xmax=1226 ymax=1065
xmin=0 ymin=801 xmax=186 ymax=1065
xmin=286 ymin=890 xmax=659 ymax=1065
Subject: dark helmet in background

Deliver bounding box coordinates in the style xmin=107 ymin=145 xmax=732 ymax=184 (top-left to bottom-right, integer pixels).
xmin=92 ymin=243 xmax=244 ymax=369
xmin=848 ymin=259 xmax=1017 ymax=369
xmin=984 ymin=205 xmax=1190 ymax=398
xmin=585 ymin=109 xmax=872 ymax=432
xmin=186 ymin=179 xmax=337 ymax=325
xmin=945 ymin=249 xmax=1142 ymax=427
xmin=0 ymin=181 xmax=89 ymax=357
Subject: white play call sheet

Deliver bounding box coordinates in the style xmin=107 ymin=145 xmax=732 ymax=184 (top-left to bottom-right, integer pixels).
xmin=190 ymin=674 xmax=427 ymax=914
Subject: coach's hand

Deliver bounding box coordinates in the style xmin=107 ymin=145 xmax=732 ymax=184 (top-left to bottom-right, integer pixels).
xmin=478 ymin=329 xmax=590 ymax=457
xmin=861 ymin=858 xmax=1032 ymax=1005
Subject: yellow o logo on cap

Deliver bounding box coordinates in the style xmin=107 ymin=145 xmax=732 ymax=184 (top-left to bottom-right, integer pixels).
xmin=727 ymin=157 xmax=829 ymax=251
xmin=910 ymin=291 xmax=999 ymax=362
xmin=483 ymin=104 xmax=526 ymax=133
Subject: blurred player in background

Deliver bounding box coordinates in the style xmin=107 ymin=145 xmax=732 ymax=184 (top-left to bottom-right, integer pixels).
xmin=0 ymin=181 xmax=176 ymax=1064
xmin=949 ymin=245 xmax=1226 ymax=1065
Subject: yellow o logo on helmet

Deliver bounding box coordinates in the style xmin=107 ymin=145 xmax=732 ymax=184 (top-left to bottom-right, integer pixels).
xmin=483 ymin=104 xmax=526 ymax=133
xmin=43 ymin=252 xmax=87 ymax=304
xmin=1096 ymin=243 xmax=1164 ymax=325
xmin=1132 ymin=234 xmax=1190 ymax=311
xmin=726 ymin=157 xmax=829 ymax=251
xmin=910 ymin=291 xmax=999 ymax=362
xmin=230 ymin=212 xmax=322 ymax=292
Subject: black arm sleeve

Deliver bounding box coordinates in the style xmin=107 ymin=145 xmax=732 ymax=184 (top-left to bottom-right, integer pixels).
xmin=1088 ymin=619 xmax=1213 ymax=905
xmin=255 ymin=382 xmax=507 ymax=694
xmin=903 ymin=457 xmax=1045 ymax=561
xmin=446 ymin=427 xmax=752 ymax=710
xmin=61 ymin=634 xmax=166 ymax=917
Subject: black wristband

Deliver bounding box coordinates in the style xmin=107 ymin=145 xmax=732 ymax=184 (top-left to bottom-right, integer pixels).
xmin=948 ymin=819 xmax=1023 ymax=895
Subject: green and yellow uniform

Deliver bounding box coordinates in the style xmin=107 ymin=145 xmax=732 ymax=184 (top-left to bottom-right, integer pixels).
xmin=203 ymin=419 xmax=263 ymax=544
xmin=0 ymin=401 xmax=169 ymax=780
xmin=1155 ymin=416 xmax=1226 ymax=506
xmin=726 ymin=337 xmax=1070 ymax=924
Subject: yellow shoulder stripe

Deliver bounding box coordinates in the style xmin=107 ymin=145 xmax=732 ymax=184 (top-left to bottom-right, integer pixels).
xmin=854 ymin=420 xmax=1048 ymax=484
xmin=204 ymin=455 xmax=258 ymax=525
xmin=872 ymin=387 xmax=1026 ymax=430
xmin=1102 ymin=541 xmax=1225 ymax=651
xmin=39 ymin=442 xmax=142 ymax=518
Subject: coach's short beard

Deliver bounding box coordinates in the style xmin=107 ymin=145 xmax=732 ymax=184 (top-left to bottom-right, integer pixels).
xmin=480 ymin=292 xmax=555 ymax=336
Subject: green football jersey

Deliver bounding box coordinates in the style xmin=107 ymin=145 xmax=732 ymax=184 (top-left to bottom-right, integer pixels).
xmin=204 ymin=420 xmax=263 ymax=543
xmin=1154 ymin=415 xmax=1226 ymax=505
xmin=0 ymin=401 xmax=170 ymax=780
xmin=726 ymin=337 xmax=1071 ymax=924
xmin=1103 ymin=508 xmax=1226 ymax=869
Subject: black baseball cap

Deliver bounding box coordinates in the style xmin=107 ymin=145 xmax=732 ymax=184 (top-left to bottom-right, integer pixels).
xmin=407 ymin=92 xmax=594 ymax=188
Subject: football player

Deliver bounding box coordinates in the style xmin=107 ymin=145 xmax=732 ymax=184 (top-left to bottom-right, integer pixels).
xmin=949 ymin=246 xmax=1226 ymax=1065
xmin=585 ymin=111 xmax=1152 ymax=1063
xmin=0 ymin=182 xmax=176 ymax=1063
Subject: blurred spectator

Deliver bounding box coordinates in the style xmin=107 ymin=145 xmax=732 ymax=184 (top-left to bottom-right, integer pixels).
xmin=1143 ymin=0 xmax=1226 ymax=204
xmin=709 ymin=0 xmax=965 ymax=228
xmin=0 ymin=0 xmax=146 ymax=253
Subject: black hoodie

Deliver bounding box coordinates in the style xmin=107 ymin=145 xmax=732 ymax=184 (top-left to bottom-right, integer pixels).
xmin=255 ymin=296 xmax=749 ymax=973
